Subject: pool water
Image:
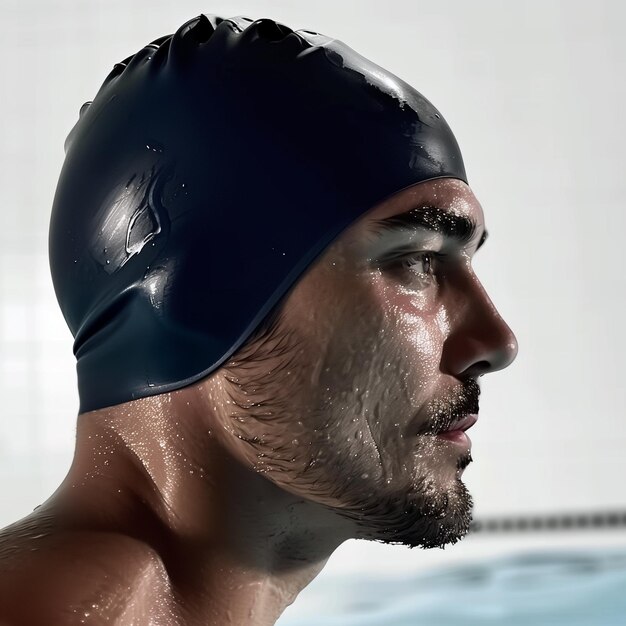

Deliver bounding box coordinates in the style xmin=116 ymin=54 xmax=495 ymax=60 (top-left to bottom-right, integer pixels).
xmin=277 ymin=548 xmax=626 ymax=625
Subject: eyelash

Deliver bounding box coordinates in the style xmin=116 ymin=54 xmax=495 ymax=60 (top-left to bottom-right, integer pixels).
xmin=401 ymin=252 xmax=433 ymax=273
xmin=394 ymin=251 xmax=443 ymax=276
xmin=391 ymin=252 xmax=445 ymax=281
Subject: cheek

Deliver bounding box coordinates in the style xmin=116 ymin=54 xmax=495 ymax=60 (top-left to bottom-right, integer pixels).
xmin=313 ymin=274 xmax=448 ymax=433
xmin=211 ymin=268 xmax=453 ymax=503
xmin=373 ymin=274 xmax=448 ymax=377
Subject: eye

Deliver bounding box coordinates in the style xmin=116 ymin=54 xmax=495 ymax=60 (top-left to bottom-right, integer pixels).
xmin=399 ymin=252 xmax=435 ymax=277
xmin=374 ymin=249 xmax=447 ymax=289
xmin=378 ymin=251 xmax=447 ymax=291
xmin=389 ymin=252 xmax=445 ymax=285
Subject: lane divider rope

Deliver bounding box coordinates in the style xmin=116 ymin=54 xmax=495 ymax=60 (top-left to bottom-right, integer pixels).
xmin=468 ymin=511 xmax=626 ymax=534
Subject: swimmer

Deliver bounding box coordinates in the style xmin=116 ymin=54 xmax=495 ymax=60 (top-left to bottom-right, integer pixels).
xmin=0 ymin=14 xmax=518 ymax=625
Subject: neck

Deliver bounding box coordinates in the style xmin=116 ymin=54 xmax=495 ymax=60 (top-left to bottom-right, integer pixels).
xmin=47 ymin=392 xmax=352 ymax=625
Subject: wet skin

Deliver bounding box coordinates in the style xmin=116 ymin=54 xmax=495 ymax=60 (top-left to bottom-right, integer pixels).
xmin=0 ymin=178 xmax=517 ymax=625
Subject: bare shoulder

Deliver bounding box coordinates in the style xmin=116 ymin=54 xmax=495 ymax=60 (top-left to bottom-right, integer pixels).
xmin=0 ymin=518 xmax=178 ymax=625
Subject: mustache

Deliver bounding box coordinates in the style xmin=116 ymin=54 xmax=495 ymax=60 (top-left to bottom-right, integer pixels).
xmin=416 ymin=378 xmax=481 ymax=435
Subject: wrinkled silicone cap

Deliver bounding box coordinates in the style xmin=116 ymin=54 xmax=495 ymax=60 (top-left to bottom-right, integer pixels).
xmin=48 ymin=14 xmax=467 ymax=414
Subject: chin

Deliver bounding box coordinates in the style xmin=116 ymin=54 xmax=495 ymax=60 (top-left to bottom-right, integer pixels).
xmin=344 ymin=472 xmax=474 ymax=550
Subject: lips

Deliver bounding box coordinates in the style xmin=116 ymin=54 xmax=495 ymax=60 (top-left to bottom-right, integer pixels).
xmin=436 ymin=414 xmax=478 ymax=448
xmin=410 ymin=380 xmax=481 ymax=437
xmin=440 ymin=413 xmax=478 ymax=433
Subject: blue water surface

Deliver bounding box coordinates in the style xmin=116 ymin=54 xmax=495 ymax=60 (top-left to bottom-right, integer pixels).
xmin=277 ymin=548 xmax=626 ymax=625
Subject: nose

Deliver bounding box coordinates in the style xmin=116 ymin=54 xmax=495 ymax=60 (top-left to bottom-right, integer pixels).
xmin=441 ymin=275 xmax=519 ymax=379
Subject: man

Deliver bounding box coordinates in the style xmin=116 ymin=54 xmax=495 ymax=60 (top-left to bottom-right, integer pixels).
xmin=0 ymin=14 xmax=517 ymax=625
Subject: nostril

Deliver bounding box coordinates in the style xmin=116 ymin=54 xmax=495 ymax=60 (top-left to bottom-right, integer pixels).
xmin=466 ymin=361 xmax=491 ymax=378
xmin=441 ymin=323 xmax=518 ymax=379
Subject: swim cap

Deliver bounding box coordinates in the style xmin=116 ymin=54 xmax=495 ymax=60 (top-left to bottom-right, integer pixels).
xmin=48 ymin=14 xmax=467 ymax=414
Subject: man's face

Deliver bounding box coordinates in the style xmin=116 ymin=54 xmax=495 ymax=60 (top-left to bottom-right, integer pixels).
xmin=209 ymin=177 xmax=518 ymax=549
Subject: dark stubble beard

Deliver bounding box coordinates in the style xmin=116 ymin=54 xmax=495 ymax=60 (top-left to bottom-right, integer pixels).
xmin=333 ymin=448 xmax=474 ymax=550
xmin=223 ymin=305 xmax=476 ymax=550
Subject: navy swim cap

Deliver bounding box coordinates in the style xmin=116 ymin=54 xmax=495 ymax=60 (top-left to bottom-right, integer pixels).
xmin=48 ymin=14 xmax=467 ymax=414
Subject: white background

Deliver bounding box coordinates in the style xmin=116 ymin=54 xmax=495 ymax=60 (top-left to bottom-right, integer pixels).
xmin=1 ymin=0 xmax=625 ymax=581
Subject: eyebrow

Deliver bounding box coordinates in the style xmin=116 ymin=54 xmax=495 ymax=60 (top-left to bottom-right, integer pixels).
xmin=369 ymin=205 xmax=488 ymax=251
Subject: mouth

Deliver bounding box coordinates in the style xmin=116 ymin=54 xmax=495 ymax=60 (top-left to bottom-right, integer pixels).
xmin=436 ymin=413 xmax=478 ymax=448
xmin=409 ymin=379 xmax=481 ymax=442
